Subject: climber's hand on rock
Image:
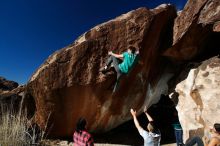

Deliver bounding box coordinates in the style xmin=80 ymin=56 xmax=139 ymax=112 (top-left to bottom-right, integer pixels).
xmin=130 ymin=109 xmax=136 ymax=117
xmin=108 ymin=51 xmax=113 ymax=55
xmin=143 ymin=106 xmax=147 ymax=113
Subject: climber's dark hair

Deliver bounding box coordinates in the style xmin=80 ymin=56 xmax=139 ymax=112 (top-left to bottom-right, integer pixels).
xmin=76 ymin=117 xmax=87 ymax=134
xmin=214 ymin=123 xmax=220 ymax=133
xmin=128 ymin=46 xmax=136 ymax=54
xmin=148 ymin=121 xmax=160 ymax=134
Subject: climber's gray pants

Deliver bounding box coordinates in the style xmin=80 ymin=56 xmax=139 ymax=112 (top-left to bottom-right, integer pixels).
xmin=106 ymin=55 xmax=123 ymax=92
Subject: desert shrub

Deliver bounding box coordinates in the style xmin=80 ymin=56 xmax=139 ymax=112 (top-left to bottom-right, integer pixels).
xmin=0 ymin=105 xmax=46 ymax=146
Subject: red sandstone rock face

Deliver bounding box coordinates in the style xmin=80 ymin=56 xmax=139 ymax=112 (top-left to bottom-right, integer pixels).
xmin=26 ymin=5 xmax=176 ymax=137
xmin=164 ymin=0 xmax=220 ymax=61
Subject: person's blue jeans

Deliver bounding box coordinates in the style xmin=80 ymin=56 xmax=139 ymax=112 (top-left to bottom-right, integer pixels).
xmin=175 ymin=129 xmax=183 ymax=146
xmin=185 ymin=136 xmax=204 ymax=146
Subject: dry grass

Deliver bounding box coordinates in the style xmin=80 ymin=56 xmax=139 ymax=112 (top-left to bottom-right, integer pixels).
xmin=0 ymin=105 xmax=45 ymax=146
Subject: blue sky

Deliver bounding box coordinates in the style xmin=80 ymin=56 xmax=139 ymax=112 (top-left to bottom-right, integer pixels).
xmin=0 ymin=0 xmax=187 ymax=84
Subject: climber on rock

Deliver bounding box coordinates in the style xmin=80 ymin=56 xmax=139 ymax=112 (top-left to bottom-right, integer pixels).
xmin=100 ymin=46 xmax=139 ymax=92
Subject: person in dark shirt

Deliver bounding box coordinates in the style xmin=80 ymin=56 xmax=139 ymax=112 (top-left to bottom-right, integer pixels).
xmin=171 ymin=108 xmax=183 ymax=146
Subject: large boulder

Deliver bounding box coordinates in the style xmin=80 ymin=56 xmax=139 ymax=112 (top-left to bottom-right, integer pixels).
xmin=0 ymin=77 xmax=26 ymax=113
xmin=26 ymin=5 xmax=177 ymax=137
xmin=0 ymin=77 xmax=18 ymax=93
xmin=175 ymin=56 xmax=220 ymax=142
xmin=164 ymin=0 xmax=220 ymax=61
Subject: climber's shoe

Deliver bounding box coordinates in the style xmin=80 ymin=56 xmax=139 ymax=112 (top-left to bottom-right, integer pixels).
xmin=99 ymin=66 xmax=108 ymax=74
